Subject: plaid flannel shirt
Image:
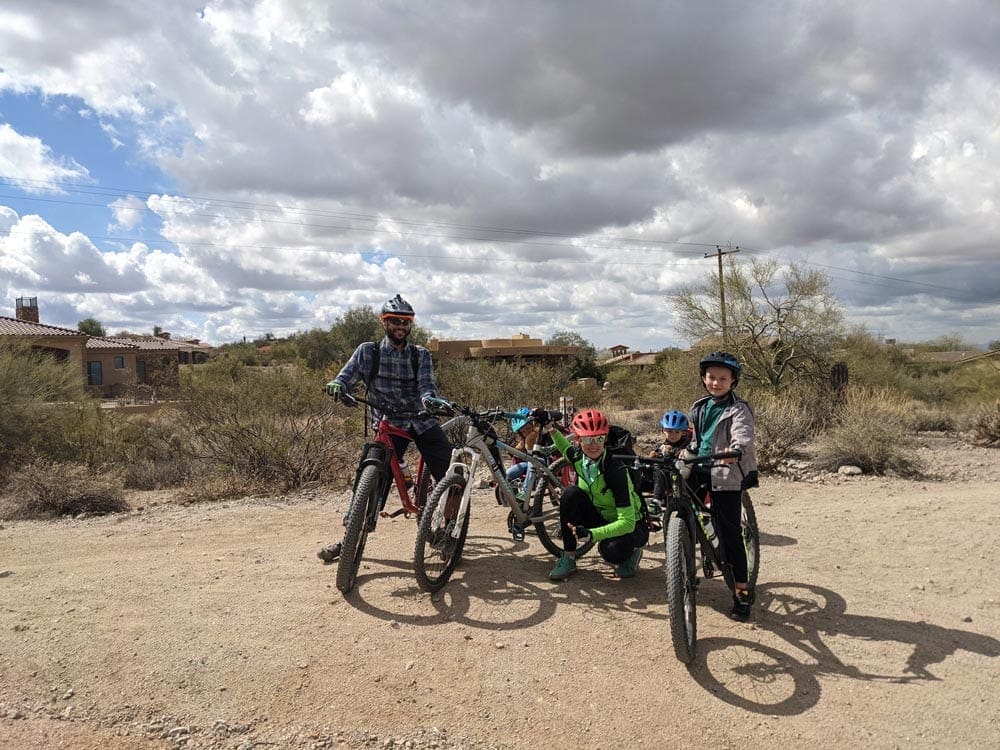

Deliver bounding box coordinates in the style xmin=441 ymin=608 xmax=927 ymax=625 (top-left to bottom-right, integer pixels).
xmin=333 ymin=337 xmax=439 ymax=434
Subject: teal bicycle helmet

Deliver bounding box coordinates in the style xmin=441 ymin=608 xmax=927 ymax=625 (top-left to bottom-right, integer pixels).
xmin=510 ymin=407 xmax=532 ymax=433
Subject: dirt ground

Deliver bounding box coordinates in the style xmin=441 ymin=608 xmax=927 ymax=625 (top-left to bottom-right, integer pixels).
xmin=2 ymin=433 xmax=999 ymax=749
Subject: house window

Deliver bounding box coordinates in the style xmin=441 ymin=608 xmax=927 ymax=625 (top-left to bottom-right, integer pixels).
xmin=87 ymin=361 xmax=103 ymax=386
xmin=114 ymin=356 xmax=125 ymax=369
xmin=136 ymin=359 xmax=146 ymax=383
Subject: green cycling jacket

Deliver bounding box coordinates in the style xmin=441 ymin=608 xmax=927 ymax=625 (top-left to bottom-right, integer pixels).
xmin=551 ymin=430 xmax=643 ymax=542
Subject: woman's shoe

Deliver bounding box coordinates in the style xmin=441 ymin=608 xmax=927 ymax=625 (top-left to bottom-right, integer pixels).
xmin=548 ymin=554 xmax=577 ymax=581
xmin=615 ymin=547 xmax=643 ymax=578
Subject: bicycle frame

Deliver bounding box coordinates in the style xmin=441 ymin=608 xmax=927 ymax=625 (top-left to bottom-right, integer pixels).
xmin=437 ymin=411 xmax=563 ymax=541
xmin=348 ymin=396 xmax=435 ymax=521
xmin=621 ymin=452 xmax=743 ymax=592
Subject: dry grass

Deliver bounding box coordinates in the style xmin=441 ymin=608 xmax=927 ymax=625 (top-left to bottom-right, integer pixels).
xmin=813 ymin=387 xmax=918 ymax=476
xmin=0 ymin=460 xmax=128 ymax=520
xmin=969 ymin=401 xmax=1000 ymax=446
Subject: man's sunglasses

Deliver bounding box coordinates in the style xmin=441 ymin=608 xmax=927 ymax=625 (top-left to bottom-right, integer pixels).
xmin=578 ymin=435 xmax=606 ymax=446
xmin=383 ymin=316 xmax=413 ymax=327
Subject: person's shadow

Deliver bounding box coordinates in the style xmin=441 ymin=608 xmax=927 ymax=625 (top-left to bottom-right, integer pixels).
xmin=687 ymin=581 xmax=1000 ymax=715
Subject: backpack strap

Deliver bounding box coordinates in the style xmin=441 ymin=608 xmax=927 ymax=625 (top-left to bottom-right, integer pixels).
xmin=366 ymin=341 xmax=421 ymax=386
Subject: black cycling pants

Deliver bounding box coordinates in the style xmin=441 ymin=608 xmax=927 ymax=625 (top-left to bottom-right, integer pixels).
xmin=558 ymin=485 xmax=648 ymax=563
xmin=692 ymin=472 xmax=748 ymax=584
xmin=390 ymin=423 xmax=452 ymax=482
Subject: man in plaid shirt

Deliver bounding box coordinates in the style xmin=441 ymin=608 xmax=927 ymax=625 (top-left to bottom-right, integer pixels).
xmin=317 ymin=294 xmax=453 ymax=563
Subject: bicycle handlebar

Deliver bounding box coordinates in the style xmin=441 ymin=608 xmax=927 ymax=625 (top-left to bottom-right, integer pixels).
xmin=612 ymin=450 xmax=742 ymax=468
xmin=337 ymin=393 xmax=432 ymax=420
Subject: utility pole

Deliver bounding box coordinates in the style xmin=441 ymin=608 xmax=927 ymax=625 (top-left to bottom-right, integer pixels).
xmin=704 ymin=243 xmax=740 ymax=341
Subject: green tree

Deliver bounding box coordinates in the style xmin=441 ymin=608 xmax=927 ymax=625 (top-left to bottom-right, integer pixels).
xmin=546 ymin=330 xmax=603 ymax=380
xmin=671 ymin=258 xmax=843 ymax=388
xmin=77 ymin=317 xmax=106 ymax=337
xmin=989 ymin=339 xmax=1000 ymax=351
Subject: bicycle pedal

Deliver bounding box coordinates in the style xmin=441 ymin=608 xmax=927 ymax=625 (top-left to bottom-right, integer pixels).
xmin=509 ymin=523 xmax=526 ymax=541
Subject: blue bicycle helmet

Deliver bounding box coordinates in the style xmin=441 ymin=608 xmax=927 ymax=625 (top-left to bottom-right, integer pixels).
xmin=510 ymin=407 xmax=532 ymax=433
xmin=659 ymin=409 xmax=689 ymax=431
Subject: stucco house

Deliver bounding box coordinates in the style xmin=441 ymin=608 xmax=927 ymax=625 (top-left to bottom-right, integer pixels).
xmin=1 ymin=297 xmax=212 ymax=397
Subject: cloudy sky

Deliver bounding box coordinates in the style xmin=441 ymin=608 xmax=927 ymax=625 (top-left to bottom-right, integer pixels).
xmin=1 ymin=1 xmax=998 ymax=350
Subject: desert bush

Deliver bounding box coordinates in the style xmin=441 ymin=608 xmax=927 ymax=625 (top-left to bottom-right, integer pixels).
xmin=969 ymin=401 xmax=1000 ymax=446
xmin=0 ymin=342 xmax=90 ymax=476
xmin=752 ymin=390 xmax=819 ymax=471
xmin=813 ymin=387 xmax=917 ymax=476
xmin=0 ymin=460 xmax=128 ymax=520
xmin=436 ymin=359 xmax=573 ymax=410
xmin=176 ymin=472 xmax=276 ymax=504
xmin=176 ymin=360 xmax=355 ymax=489
xmin=906 ymin=404 xmax=958 ymax=433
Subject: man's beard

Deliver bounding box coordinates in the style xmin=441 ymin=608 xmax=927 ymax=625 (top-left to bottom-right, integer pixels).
xmin=387 ymin=328 xmax=409 ymax=346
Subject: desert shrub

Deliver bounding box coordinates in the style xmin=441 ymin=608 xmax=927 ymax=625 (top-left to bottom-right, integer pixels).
xmin=752 ymin=390 xmax=819 ymax=471
xmin=176 ymin=472 xmax=276 ymax=504
xmin=604 ymin=350 xmax=703 ymax=413
xmin=813 ymin=387 xmax=917 ymax=476
xmin=176 ymin=360 xmax=355 ymax=489
xmin=906 ymin=404 xmax=957 ymax=433
xmin=0 ymin=342 xmax=90 ymax=476
xmin=0 ymin=460 xmax=128 ymax=520
xmin=969 ymin=401 xmax=1000 ymax=446
xmin=88 ymin=411 xmax=201 ymax=490
xmin=436 ymin=359 xmax=573 ymax=410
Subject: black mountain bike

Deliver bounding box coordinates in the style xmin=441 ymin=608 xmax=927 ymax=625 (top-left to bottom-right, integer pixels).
xmin=620 ymin=451 xmax=760 ymax=663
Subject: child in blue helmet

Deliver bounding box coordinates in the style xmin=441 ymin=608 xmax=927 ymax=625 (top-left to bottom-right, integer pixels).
xmin=650 ymin=409 xmax=695 ymax=501
xmin=653 ymin=409 xmax=694 ymax=459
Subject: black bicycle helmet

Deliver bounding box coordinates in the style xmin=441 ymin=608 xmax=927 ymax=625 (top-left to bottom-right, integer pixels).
xmin=381 ymin=294 xmax=415 ymax=318
xmin=699 ymin=351 xmax=741 ymax=384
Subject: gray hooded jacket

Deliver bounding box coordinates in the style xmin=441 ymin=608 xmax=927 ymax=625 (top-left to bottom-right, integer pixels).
xmin=690 ymin=393 xmax=759 ymax=493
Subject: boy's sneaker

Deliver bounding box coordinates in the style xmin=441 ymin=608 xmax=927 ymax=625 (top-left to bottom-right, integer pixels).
xmin=317 ymin=543 xmax=342 ymax=563
xmin=548 ymin=555 xmax=577 ymax=581
xmin=615 ymin=547 xmax=643 ymax=578
xmin=730 ymin=590 xmax=752 ymax=621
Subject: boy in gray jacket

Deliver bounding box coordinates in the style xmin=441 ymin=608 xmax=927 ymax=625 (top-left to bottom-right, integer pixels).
xmin=689 ymin=351 xmax=759 ymax=620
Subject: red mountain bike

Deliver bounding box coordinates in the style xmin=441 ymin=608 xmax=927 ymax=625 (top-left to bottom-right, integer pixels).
xmin=333 ymin=395 xmax=440 ymax=593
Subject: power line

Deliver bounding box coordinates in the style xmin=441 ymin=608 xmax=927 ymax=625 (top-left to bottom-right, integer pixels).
xmin=0 ymin=175 xmax=975 ymax=295
xmin=0 ymin=175 xmax=719 ymax=250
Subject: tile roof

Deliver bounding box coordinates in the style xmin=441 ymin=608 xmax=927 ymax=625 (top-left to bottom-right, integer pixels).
xmin=0 ymin=316 xmax=86 ymax=337
xmin=85 ymin=337 xmax=139 ymax=350
xmin=105 ymin=336 xmax=188 ymax=350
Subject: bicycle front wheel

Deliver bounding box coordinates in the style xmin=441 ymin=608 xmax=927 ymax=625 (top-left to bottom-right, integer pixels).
xmin=665 ymin=513 xmax=697 ymax=664
xmin=532 ymin=464 xmax=595 ymax=559
xmin=337 ymin=464 xmax=380 ymax=594
xmin=412 ymin=463 xmax=433 ymax=519
xmin=741 ymin=491 xmax=760 ymax=597
xmin=413 ymin=475 xmax=470 ymax=592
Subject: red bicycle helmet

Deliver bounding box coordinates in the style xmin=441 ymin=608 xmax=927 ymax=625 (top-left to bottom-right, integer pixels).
xmin=571 ymin=408 xmax=610 ymax=437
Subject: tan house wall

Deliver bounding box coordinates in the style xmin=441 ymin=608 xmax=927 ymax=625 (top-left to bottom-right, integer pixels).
xmin=27 ymin=336 xmax=87 ymax=373
xmin=84 ymin=351 xmax=139 ymax=395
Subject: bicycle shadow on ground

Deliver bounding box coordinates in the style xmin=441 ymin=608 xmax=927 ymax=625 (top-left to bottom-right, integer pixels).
xmin=687 ymin=581 xmax=1000 ymax=715
xmin=338 ymin=531 xmax=669 ymax=630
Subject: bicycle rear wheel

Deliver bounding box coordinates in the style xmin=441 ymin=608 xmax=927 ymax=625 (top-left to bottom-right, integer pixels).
xmin=741 ymin=491 xmax=760 ymax=598
xmin=413 ymin=475 xmax=470 ymax=592
xmin=532 ymin=464 xmax=595 ymax=559
xmin=337 ymin=464 xmax=380 ymax=594
xmin=665 ymin=513 xmax=697 ymax=663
